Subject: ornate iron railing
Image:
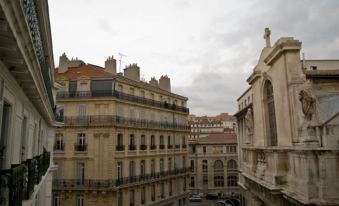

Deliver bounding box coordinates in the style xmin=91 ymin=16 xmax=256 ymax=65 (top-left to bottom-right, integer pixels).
xmin=53 ymin=167 xmax=190 ymax=190
xmin=62 ymin=115 xmax=191 ymax=131
xmin=57 ymin=90 xmax=189 ymax=113
xmin=20 ymin=0 xmax=54 ymax=109
xmin=0 ymin=152 xmax=50 ymax=206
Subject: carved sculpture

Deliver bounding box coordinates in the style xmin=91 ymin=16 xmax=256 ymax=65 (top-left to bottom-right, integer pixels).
xmin=299 ymin=90 xmax=316 ymax=121
xmin=245 ymin=108 xmax=254 ymax=136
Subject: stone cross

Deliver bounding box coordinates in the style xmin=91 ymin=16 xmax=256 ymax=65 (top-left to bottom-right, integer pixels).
xmin=264 ymin=28 xmax=271 ymax=47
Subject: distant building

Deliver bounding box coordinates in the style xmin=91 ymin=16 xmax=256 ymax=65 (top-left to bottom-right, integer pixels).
xmin=0 ymin=0 xmax=56 ymax=205
xmin=189 ymin=113 xmax=236 ymax=140
xmin=53 ymin=54 xmax=190 ymax=206
xmin=235 ymin=28 xmax=339 ymax=206
xmin=189 ymin=133 xmax=239 ymax=196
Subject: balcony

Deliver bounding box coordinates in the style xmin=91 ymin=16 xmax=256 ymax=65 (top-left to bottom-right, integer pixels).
xmin=53 ymin=168 xmax=191 ymax=191
xmin=159 ymin=145 xmax=165 ymax=149
xmin=182 ymin=144 xmax=187 ymax=149
xmin=57 ymin=90 xmax=189 ymax=113
xmin=53 ymin=143 xmax=65 ymax=152
xmin=0 ymin=152 xmax=50 ymax=206
xmin=116 ymin=145 xmax=125 ymax=151
xmin=140 ymin=145 xmax=147 ymax=150
xmin=167 ymin=145 xmax=173 ymax=149
xmin=150 ymin=145 xmax=157 ymax=150
xmin=74 ymin=143 xmax=87 ymax=152
xmin=129 ymin=144 xmax=136 ymax=151
xmin=175 ymin=145 xmax=180 ymax=149
xmin=62 ymin=115 xmax=190 ymax=131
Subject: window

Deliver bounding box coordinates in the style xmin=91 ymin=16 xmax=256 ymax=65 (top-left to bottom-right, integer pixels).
xmin=54 ymin=162 xmax=62 ymax=180
xmin=140 ymin=135 xmax=145 ymax=145
xmin=214 ymin=175 xmax=224 ymax=187
xmin=76 ymin=195 xmax=84 ymax=206
xmin=190 ymin=176 xmax=195 ymax=187
xmin=80 ymin=83 xmax=87 ymax=96
xmin=54 ymin=133 xmax=64 ymax=151
xmin=168 ymin=158 xmax=172 ymax=171
xmin=129 ymin=108 xmax=136 ymax=119
xmin=140 ymin=160 xmax=146 ymax=176
xmin=161 ymin=182 xmax=165 ymax=198
xmin=141 ymin=186 xmax=146 ymax=205
xmin=130 ymin=190 xmax=135 ymax=206
xmin=76 ymin=162 xmax=85 ymax=184
xmin=129 ymin=88 xmax=135 ymax=95
xmin=150 ymin=93 xmax=154 ymax=100
xmin=53 ymin=194 xmax=61 ymax=206
xmin=265 ymin=80 xmax=277 ymax=146
xmin=169 ymin=180 xmax=173 ymax=196
xmin=202 ymin=160 xmax=208 ymax=172
xmin=160 ymin=135 xmax=164 ymax=145
xmin=203 ymin=174 xmax=208 ymax=184
xmin=151 ymin=184 xmax=155 ymax=201
xmin=118 ymin=191 xmax=123 ymax=206
xmin=190 ymin=160 xmax=194 ymax=172
xmin=76 ymin=133 xmax=86 ymax=151
xmin=118 ymin=85 xmax=123 ymax=92
xmin=182 ymin=156 xmax=186 ymax=168
xmin=227 ymin=160 xmax=237 ymax=170
xmin=78 ymin=105 xmax=86 ymax=117
xmin=117 ymin=133 xmax=124 ymax=146
xmin=129 ymin=161 xmax=135 ymax=178
xmin=203 ymin=146 xmax=206 ymax=154
xmin=151 ymin=135 xmax=155 ymax=146
xmin=151 ymin=159 xmax=156 ymax=176
xmin=140 ymin=90 xmax=145 ymax=98
xmin=160 ymin=158 xmax=164 ymax=173
xmin=20 ymin=116 xmax=28 ymax=161
xmin=227 ymin=175 xmax=238 ymax=187
xmin=117 ymin=161 xmax=123 ymax=180
xmin=129 ymin=134 xmax=135 ymax=150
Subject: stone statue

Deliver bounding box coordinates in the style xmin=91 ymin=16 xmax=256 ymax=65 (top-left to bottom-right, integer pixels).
xmin=245 ymin=108 xmax=254 ymax=136
xmin=299 ymin=90 xmax=315 ymax=121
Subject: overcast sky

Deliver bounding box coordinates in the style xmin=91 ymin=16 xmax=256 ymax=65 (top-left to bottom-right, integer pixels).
xmin=49 ymin=0 xmax=339 ymax=116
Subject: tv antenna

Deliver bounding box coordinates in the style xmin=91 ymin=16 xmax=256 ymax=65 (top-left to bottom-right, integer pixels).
xmin=118 ymin=52 xmax=127 ymax=73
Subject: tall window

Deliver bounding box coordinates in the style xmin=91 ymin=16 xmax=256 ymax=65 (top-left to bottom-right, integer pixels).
xmin=265 ymin=81 xmax=277 ymax=146
xmin=76 ymin=133 xmax=86 ymax=151
xmin=227 ymin=175 xmax=238 ymax=187
xmin=168 ymin=158 xmax=172 ymax=171
xmin=151 ymin=159 xmax=156 ymax=176
xmin=151 ymin=184 xmax=155 ymax=201
xmin=76 ymin=162 xmax=85 ymax=184
xmin=190 ymin=176 xmax=195 ymax=187
xmin=214 ymin=160 xmax=224 ymax=187
xmin=141 ymin=186 xmax=146 ymax=205
xmin=130 ymin=190 xmax=135 ymax=206
xmin=76 ymin=195 xmax=84 ymax=206
xmin=202 ymin=160 xmax=208 ymax=172
xmin=1 ymin=102 xmax=12 ymax=168
xmin=161 ymin=182 xmax=165 ymax=198
xmin=53 ymin=194 xmax=61 ymax=206
xmin=140 ymin=90 xmax=145 ymax=98
xmin=227 ymin=160 xmax=237 ymax=170
xmin=129 ymin=161 xmax=135 ymax=178
xmin=54 ymin=133 xmax=64 ymax=151
xmin=117 ymin=161 xmax=123 ymax=180
xmin=20 ymin=116 xmax=27 ymax=161
xmin=78 ymin=105 xmax=86 ymax=117
xmin=190 ymin=160 xmax=195 ymax=172
xmin=203 ymin=146 xmax=206 ymax=154
xmin=140 ymin=160 xmax=145 ymax=176
xmin=160 ymin=158 xmax=164 ymax=173
xmin=160 ymin=135 xmax=164 ymax=145
xmin=140 ymin=135 xmax=145 ymax=145
xmin=79 ymin=83 xmax=87 ymax=96
xmin=117 ymin=133 xmax=124 ymax=146
xmin=151 ymin=135 xmax=155 ymax=146
xmin=118 ymin=191 xmax=123 ymax=206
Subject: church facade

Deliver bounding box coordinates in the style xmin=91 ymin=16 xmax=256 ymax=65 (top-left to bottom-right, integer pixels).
xmin=235 ymin=28 xmax=339 ymax=206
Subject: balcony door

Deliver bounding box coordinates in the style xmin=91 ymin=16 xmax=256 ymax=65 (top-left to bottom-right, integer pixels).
xmin=76 ymin=162 xmax=85 ymax=184
xmin=78 ymin=105 xmax=86 ymax=122
xmin=79 ymin=83 xmax=87 ymax=97
xmin=0 ymin=101 xmax=11 ymax=169
xmin=117 ymin=161 xmax=123 ymax=180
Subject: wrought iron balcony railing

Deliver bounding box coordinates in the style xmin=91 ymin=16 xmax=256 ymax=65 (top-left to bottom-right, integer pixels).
xmin=62 ymin=115 xmax=191 ymax=131
xmin=167 ymin=145 xmax=173 ymax=149
xmin=0 ymin=152 xmax=50 ymax=206
xmin=182 ymin=144 xmax=187 ymax=148
xmin=57 ymin=90 xmax=189 ymax=113
xmin=150 ymin=145 xmax=157 ymax=150
xmin=128 ymin=145 xmax=136 ymax=151
xmin=159 ymin=145 xmax=165 ymax=149
xmin=74 ymin=143 xmax=87 ymax=152
xmin=53 ymin=143 xmax=65 ymax=152
xmin=140 ymin=145 xmax=147 ymax=150
xmin=116 ymin=145 xmax=125 ymax=151
xmin=52 ymin=167 xmax=191 ymax=190
xmin=175 ymin=145 xmax=180 ymax=149
xmin=21 ymin=0 xmax=54 ymax=109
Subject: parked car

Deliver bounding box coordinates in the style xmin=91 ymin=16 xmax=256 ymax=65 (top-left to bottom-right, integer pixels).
xmin=211 ymin=201 xmax=231 ymax=206
xmin=189 ymin=194 xmax=202 ymax=202
xmin=206 ymin=193 xmax=219 ymax=200
xmin=224 ymin=198 xmax=240 ymax=206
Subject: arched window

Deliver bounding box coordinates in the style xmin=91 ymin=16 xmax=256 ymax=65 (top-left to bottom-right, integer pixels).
xmin=227 ymin=160 xmax=237 ymax=170
xmin=264 ymin=81 xmax=277 ymax=146
xmin=214 ymin=160 xmax=224 ymax=173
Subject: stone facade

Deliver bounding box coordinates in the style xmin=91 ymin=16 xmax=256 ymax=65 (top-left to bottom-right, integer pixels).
xmin=189 ymin=133 xmax=239 ymax=197
xmin=53 ymin=55 xmax=190 ymax=206
xmin=0 ymin=0 xmax=56 ymax=205
xmin=235 ymin=28 xmax=339 ymax=206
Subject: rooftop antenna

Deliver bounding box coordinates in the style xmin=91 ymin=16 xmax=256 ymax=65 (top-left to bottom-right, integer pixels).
xmin=118 ymin=52 xmax=127 ymax=73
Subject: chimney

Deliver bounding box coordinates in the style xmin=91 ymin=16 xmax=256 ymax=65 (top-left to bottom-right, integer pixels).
xmin=123 ymin=63 xmax=140 ymax=81
xmin=105 ymin=55 xmax=117 ymax=75
xmin=58 ymin=52 xmax=69 ymax=73
xmin=159 ymin=75 xmax=171 ymax=92
xmin=149 ymin=77 xmax=158 ymax=87
xmin=264 ymin=28 xmax=271 ymax=47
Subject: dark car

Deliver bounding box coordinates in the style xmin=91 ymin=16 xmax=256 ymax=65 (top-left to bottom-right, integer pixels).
xmin=189 ymin=194 xmax=202 ymax=202
xmin=224 ymin=198 xmax=240 ymax=206
xmin=206 ymin=193 xmax=219 ymax=200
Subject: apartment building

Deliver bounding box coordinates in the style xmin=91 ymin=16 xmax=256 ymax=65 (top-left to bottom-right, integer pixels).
xmin=52 ymin=54 xmax=190 ymax=206
xmin=235 ymin=28 xmax=339 ymax=206
xmin=0 ymin=0 xmax=56 ymax=205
